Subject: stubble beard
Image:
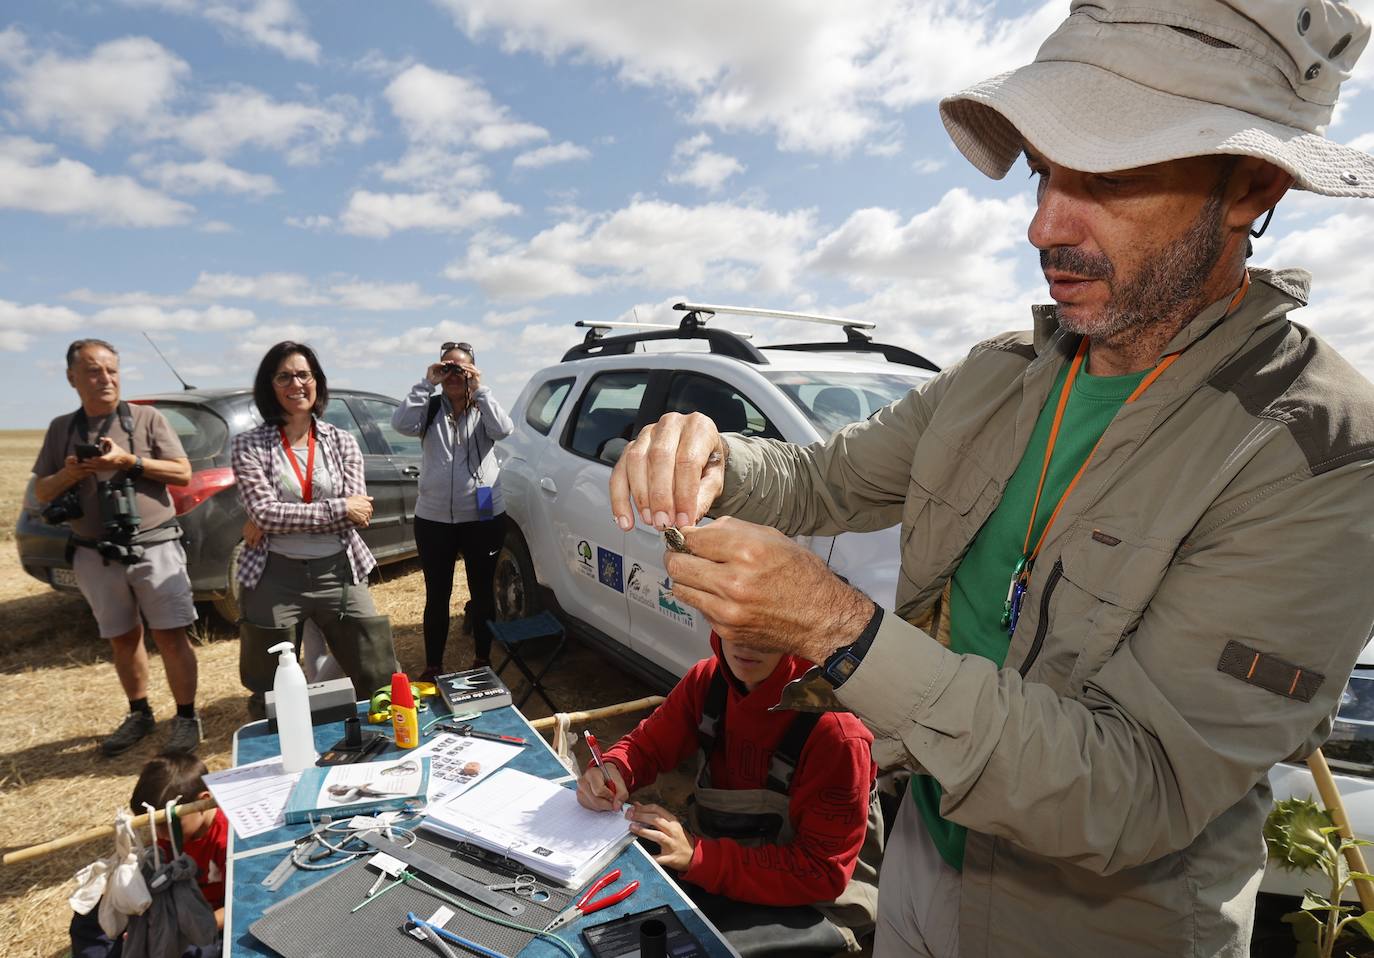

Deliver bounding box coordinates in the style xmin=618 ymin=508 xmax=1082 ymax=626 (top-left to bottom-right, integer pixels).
xmin=1045 ymin=190 xmax=1228 ymax=347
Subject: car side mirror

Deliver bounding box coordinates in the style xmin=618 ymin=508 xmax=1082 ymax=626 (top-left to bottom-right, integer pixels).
xmin=598 ymin=437 xmax=628 ymax=466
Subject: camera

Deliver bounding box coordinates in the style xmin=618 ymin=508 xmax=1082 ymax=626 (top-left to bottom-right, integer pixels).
xmin=74 ymin=441 xmax=103 ymax=460
xmin=42 ymin=487 xmax=84 ymax=525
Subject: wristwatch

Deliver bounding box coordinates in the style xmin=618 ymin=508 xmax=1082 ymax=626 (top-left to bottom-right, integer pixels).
xmin=821 ymin=603 xmax=884 ymax=688
xmin=127 ymin=455 xmax=144 ymax=479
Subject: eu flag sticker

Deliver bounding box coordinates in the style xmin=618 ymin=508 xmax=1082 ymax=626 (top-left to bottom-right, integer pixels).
xmin=597 ymin=547 xmax=624 ymax=592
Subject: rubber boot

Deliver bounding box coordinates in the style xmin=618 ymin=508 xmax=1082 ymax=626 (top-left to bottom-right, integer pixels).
xmin=239 ymin=622 xmax=296 ymax=719
xmin=318 ymin=614 xmax=400 ymax=703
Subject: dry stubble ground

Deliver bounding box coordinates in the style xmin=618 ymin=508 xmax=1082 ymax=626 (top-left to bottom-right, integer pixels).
xmin=0 ymin=430 xmax=688 ymax=957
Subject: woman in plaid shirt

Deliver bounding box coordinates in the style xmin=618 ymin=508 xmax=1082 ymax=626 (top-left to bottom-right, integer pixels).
xmin=231 ymin=341 xmax=398 ymax=716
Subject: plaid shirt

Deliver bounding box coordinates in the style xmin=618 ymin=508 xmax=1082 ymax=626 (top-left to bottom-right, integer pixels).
xmin=231 ymin=419 xmax=376 ymax=590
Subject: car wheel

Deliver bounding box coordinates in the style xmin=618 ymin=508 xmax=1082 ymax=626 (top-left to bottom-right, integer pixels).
xmin=211 ymin=540 xmax=245 ymax=626
xmin=493 ymin=527 xmax=544 ymax=621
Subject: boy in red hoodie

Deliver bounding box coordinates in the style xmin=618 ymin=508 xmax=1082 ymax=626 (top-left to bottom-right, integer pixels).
xmin=577 ymin=633 xmax=882 ymax=955
xmin=71 ymin=752 xmax=229 ymax=958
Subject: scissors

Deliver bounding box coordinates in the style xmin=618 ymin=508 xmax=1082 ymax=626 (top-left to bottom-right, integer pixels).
xmin=543 ymin=868 xmax=640 ymax=932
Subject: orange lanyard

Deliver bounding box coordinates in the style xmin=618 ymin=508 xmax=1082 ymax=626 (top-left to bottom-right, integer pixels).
xmin=1001 ymin=274 xmax=1252 ymax=633
xmin=1020 ymin=273 xmax=1251 ymax=568
xmin=278 ymin=424 xmax=316 ymax=503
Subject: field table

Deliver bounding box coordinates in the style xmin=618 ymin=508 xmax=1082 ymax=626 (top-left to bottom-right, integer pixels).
xmin=224 ymin=700 xmax=740 ymax=957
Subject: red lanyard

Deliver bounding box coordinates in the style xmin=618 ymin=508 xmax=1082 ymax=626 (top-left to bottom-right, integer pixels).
xmin=278 ymin=424 xmax=316 ymax=503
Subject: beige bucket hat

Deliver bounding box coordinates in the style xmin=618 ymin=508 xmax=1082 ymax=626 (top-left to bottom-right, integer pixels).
xmin=940 ymin=0 xmax=1374 ymax=197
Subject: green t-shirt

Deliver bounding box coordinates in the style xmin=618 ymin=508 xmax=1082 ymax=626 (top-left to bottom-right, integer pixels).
xmin=911 ymin=358 xmax=1149 ymax=871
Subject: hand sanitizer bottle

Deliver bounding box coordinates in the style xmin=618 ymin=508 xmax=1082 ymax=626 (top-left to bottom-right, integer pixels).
xmin=269 ymin=641 xmax=317 ymax=772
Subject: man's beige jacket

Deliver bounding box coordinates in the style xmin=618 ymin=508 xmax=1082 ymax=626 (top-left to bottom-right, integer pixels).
xmin=716 ymin=268 xmax=1374 ymax=957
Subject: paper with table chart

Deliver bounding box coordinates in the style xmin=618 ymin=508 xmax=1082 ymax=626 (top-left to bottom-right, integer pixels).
xmin=203 ymin=757 xmax=303 ymax=839
xmin=406 ymin=731 xmax=522 ymax=802
xmin=420 ymin=767 xmax=634 ymax=886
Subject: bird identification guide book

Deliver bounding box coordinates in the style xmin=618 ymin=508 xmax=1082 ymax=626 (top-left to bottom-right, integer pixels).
xmin=282 ymin=756 xmax=430 ymax=824
xmin=420 ymin=768 xmax=633 ymax=886
xmin=435 ymin=666 xmax=512 ymax=714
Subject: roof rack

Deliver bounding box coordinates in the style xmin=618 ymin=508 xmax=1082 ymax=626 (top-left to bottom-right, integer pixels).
xmin=559 ymin=300 xmax=938 ymax=372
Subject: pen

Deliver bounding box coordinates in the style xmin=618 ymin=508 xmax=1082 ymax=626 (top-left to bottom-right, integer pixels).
xmin=435 ymin=723 xmax=528 ymax=746
xmin=584 ymin=731 xmax=617 ymax=799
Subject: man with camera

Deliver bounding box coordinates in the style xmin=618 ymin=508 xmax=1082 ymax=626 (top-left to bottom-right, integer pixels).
xmin=33 ymin=339 xmax=203 ymax=756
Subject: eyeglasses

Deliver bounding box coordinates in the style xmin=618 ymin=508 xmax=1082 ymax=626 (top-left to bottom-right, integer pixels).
xmin=441 ymin=342 xmax=474 ymax=359
xmin=273 ymin=370 xmax=315 ymax=386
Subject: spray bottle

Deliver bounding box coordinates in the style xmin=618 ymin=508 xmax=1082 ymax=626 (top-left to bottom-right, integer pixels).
xmin=390 ymin=672 xmax=419 ymax=749
xmin=269 ymin=641 xmax=317 ymax=772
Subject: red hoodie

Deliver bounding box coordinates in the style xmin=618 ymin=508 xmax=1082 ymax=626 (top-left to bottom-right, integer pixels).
xmin=600 ymin=637 xmax=876 ymax=906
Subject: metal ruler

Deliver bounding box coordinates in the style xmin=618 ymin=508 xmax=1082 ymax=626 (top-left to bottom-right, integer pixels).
xmin=360 ymin=834 xmax=526 ymax=917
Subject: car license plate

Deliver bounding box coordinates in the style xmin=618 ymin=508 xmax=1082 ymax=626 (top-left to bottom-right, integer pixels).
xmin=51 ymin=567 xmax=79 ymax=589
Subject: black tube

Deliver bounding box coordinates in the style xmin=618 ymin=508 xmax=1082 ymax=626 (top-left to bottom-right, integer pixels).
xmin=639 ymin=918 xmax=667 ymax=958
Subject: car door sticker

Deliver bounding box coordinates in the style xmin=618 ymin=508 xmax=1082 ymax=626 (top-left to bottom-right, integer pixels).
xmin=597 ymin=547 xmax=624 ymax=593
xmin=574 ymin=539 xmax=595 ymax=579
xmin=656 ymin=575 xmax=696 ymax=629
xmin=626 ymin=563 xmax=656 ymax=610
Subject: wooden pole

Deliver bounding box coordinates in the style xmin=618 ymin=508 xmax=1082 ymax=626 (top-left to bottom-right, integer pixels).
xmin=2 ymin=797 xmax=218 ymax=868
xmin=1306 ymin=747 xmax=1374 ymax=912
xmin=527 ymin=695 xmax=664 ymax=732
xmin=4 ymin=696 xmax=665 ymax=868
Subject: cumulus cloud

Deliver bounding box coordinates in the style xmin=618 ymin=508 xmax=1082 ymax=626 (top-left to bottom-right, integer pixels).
xmin=385 ymin=64 xmax=547 ymax=151
xmin=0 ymin=299 xmax=83 ymax=351
xmin=337 ymin=189 xmax=520 ymax=238
xmin=0 ymin=136 xmax=193 ymax=226
xmin=185 ymin=271 xmax=445 ymax=310
xmin=1 ymin=32 xmax=189 ymax=147
xmin=513 ymin=141 xmax=591 ymax=170
xmin=444 ymin=200 xmax=816 ymax=300
xmin=121 ymin=0 xmax=321 ymax=63
xmin=666 ymin=133 xmax=744 ymax=192
xmin=140 ymin=157 xmax=279 ymax=195
xmin=93 ymin=303 xmax=257 ymax=331
xmin=378 ymin=147 xmax=488 ymax=190
xmin=171 ymin=87 xmax=369 ymax=163
xmin=429 ymin=0 xmax=1058 ymax=154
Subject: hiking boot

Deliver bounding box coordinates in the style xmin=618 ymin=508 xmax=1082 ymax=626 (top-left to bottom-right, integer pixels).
xmin=165 ymin=715 xmax=204 ymax=754
xmin=100 ymin=710 xmax=155 ymax=756
xmin=418 ymin=665 xmax=445 ymax=683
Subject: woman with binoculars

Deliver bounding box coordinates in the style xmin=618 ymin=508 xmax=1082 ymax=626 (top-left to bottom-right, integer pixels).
xmin=392 ymin=341 xmax=514 ymax=680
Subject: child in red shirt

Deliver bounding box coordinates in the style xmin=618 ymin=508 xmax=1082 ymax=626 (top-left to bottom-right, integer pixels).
xmin=71 ymin=752 xmax=228 ymax=958
xmin=577 ymin=634 xmax=881 ymax=954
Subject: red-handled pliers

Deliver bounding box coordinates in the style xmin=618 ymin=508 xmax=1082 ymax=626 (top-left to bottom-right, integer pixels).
xmin=543 ymin=868 xmax=640 ymax=932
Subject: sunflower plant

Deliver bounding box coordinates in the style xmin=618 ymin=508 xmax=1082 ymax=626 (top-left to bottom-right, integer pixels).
xmin=1266 ymin=796 xmax=1374 ymax=958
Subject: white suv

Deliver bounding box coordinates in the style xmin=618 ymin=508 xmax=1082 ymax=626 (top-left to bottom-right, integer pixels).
xmin=493 ymin=304 xmax=936 ymax=688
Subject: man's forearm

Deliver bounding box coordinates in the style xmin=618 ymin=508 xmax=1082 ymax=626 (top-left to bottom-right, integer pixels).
xmin=134 ymin=456 xmax=191 ymax=486
xmin=33 ymin=468 xmax=81 ymax=503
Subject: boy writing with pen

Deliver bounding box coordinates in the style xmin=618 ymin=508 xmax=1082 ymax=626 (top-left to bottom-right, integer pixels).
xmin=575 ymin=632 xmax=882 ymax=955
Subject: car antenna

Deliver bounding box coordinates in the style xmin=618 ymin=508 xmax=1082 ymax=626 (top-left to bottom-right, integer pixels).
xmin=142 ymin=331 xmax=196 ymax=390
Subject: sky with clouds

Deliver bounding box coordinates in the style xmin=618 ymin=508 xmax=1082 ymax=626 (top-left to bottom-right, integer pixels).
xmin=3 ymin=0 xmax=1374 ymax=430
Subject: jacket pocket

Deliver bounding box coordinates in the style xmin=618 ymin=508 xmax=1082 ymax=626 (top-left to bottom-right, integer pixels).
xmin=899 ymin=439 xmax=997 ymax=601
xmin=1027 ymin=529 xmax=1170 ymax=693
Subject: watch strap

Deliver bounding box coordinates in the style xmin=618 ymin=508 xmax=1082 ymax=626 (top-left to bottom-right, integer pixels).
xmin=821 ymin=602 xmax=883 ymax=688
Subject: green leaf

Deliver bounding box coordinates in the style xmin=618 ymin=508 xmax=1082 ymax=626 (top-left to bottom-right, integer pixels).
xmin=1344 ymin=910 xmax=1374 ymax=941
xmin=1347 ymin=872 xmax=1374 ymax=882
xmin=1302 ymin=892 xmax=1335 ymax=910
xmin=1285 ymin=909 xmax=1323 ymax=939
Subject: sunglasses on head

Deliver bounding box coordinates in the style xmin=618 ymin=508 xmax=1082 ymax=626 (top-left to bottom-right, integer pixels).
xmin=441 ymin=341 xmax=474 ymax=359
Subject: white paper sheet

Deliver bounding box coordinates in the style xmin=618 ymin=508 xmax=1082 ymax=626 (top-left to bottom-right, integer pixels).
xmin=203 ymin=757 xmax=303 ymax=839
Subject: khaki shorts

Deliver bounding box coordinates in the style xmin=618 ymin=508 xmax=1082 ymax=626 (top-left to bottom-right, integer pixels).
xmin=73 ymin=539 xmax=198 ymax=638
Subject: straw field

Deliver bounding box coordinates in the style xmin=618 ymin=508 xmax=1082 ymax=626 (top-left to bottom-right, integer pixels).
xmin=0 ymin=430 xmax=675 ymax=957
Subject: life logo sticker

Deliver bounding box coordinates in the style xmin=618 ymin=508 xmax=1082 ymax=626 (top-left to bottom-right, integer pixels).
xmin=574 ymin=539 xmax=595 ymax=579
xmin=656 ymin=575 xmax=695 ymax=629
xmin=597 ymin=547 xmax=624 ymax=593
xmin=626 ymin=563 xmax=656 ymax=610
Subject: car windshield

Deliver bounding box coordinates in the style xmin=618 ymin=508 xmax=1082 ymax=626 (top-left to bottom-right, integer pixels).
xmin=762 ymin=370 xmax=928 ymax=435
xmin=141 ymin=402 xmax=229 ymax=462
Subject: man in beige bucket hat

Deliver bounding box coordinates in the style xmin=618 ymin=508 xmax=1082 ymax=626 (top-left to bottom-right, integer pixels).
xmin=609 ymin=1 xmax=1374 ymax=955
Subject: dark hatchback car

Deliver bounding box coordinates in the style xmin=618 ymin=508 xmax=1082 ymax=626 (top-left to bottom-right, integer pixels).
xmin=16 ymin=388 xmax=424 ymax=623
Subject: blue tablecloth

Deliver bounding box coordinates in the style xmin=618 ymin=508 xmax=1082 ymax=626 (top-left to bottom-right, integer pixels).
xmin=225 ymin=703 xmax=738 ymax=957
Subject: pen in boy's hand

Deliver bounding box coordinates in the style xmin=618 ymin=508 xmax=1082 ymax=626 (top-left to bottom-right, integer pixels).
xmin=584 ymin=731 xmax=617 ymax=800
